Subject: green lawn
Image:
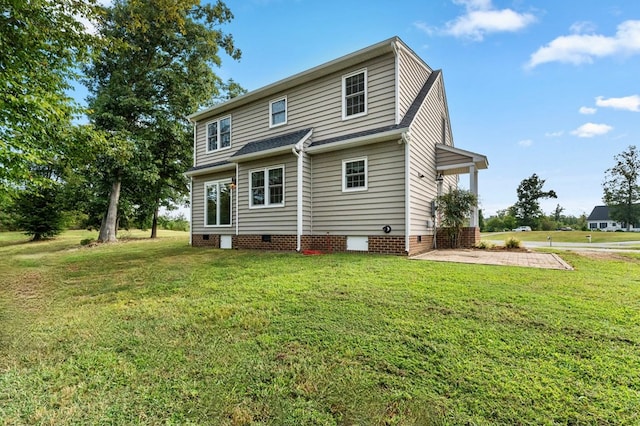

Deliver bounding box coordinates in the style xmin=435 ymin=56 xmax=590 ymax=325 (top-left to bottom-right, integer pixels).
xmin=483 ymin=230 xmax=640 ymax=244
xmin=1 ymin=231 xmax=639 ymax=425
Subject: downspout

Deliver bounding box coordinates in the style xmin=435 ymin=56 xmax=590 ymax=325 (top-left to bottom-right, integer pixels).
xmin=291 ymin=145 xmax=303 ymax=252
xmin=291 ymin=129 xmax=313 ymax=252
xmin=235 ymin=164 xmax=239 ymax=237
xmin=402 ymin=131 xmax=411 ymax=254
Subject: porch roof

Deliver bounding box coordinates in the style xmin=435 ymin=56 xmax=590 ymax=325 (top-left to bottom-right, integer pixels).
xmin=436 ymin=144 xmax=489 ymax=175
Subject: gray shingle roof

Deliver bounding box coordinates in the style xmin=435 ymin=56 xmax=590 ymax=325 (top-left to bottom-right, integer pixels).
xmin=231 ymin=128 xmax=312 ymax=158
xmin=587 ymin=205 xmax=610 ymax=221
xmin=186 ymin=160 xmax=231 ymax=174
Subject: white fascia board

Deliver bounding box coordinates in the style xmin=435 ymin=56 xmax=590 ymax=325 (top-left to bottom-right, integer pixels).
xmin=184 ymin=162 xmax=235 ymax=177
xmin=230 ymin=146 xmax=294 ymax=163
xmin=306 ymin=127 xmax=407 ymax=155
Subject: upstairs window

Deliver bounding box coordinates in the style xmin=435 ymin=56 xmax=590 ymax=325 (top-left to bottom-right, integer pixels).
xmin=250 ymin=166 xmax=284 ymax=208
xmin=269 ymin=97 xmax=287 ymax=128
xmin=207 ymin=116 xmax=231 ymax=152
xmin=342 ymin=157 xmax=367 ymax=192
xmin=342 ymin=69 xmax=367 ymax=119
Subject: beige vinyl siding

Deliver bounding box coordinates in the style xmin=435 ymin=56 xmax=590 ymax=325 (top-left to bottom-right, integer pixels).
xmin=302 ymin=153 xmax=312 ymax=233
xmin=408 ymin=75 xmax=451 ymax=235
xmin=398 ymin=47 xmax=431 ymax=120
xmin=236 ymin=153 xmax=298 ymax=234
xmin=191 ymin=171 xmax=236 ymax=234
xmin=311 ymin=140 xmax=405 ymax=235
xmin=194 ymin=53 xmax=397 ymax=167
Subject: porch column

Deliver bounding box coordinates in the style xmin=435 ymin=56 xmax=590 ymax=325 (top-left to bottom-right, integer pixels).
xmin=469 ymin=165 xmax=478 ymax=227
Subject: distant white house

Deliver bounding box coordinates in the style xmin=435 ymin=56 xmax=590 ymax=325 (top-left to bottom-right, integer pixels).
xmin=586 ymin=205 xmax=640 ymax=232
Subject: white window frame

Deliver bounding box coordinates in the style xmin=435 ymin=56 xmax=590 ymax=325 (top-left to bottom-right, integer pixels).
xmin=205 ymin=115 xmax=232 ymax=153
xmin=342 ymin=69 xmax=368 ymax=120
xmin=249 ymin=165 xmax=285 ymax=208
xmin=269 ymin=96 xmax=287 ymax=128
xmin=204 ymin=179 xmax=233 ymax=227
xmin=342 ymin=157 xmax=368 ymax=192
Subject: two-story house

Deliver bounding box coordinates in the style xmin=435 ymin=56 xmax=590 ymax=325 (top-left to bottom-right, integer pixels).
xmin=185 ymin=37 xmax=488 ymax=255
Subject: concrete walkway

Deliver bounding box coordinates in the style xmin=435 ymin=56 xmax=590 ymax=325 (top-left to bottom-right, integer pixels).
xmin=411 ymin=249 xmax=573 ymax=270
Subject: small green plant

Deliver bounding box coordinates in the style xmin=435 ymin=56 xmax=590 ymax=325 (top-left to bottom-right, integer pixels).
xmin=475 ymin=241 xmax=494 ymax=250
xmin=80 ymin=238 xmax=95 ymax=246
xmin=505 ymin=237 xmax=521 ymax=249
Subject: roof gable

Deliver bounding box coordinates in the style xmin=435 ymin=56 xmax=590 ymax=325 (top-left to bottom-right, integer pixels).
xmin=189 ymin=37 xmax=416 ymax=123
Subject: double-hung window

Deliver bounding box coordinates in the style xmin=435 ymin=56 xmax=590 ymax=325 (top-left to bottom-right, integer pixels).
xmin=205 ymin=180 xmax=232 ymax=226
xmin=342 ymin=157 xmax=367 ymax=192
xmin=206 ymin=116 xmax=231 ymax=152
xmin=269 ymin=97 xmax=287 ymax=128
xmin=342 ymin=69 xmax=367 ymax=119
xmin=250 ymin=166 xmax=284 ymax=207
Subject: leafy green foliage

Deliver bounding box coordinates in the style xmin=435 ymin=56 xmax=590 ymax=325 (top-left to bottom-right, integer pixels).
xmin=513 ymin=173 xmax=557 ymax=229
xmin=437 ymin=188 xmax=478 ymax=247
xmin=84 ymin=0 xmax=242 ymax=241
xmin=13 ymin=185 xmax=66 ymax=240
xmin=0 ymin=0 xmax=100 ymax=194
xmin=603 ymin=145 xmax=640 ymax=230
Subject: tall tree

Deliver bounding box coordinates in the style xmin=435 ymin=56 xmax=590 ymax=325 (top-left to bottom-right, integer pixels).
xmin=0 ymin=0 xmax=99 ymax=197
xmin=85 ymin=0 xmax=241 ymax=242
xmin=512 ymin=174 xmax=557 ymax=229
xmin=603 ymin=145 xmax=640 ymax=230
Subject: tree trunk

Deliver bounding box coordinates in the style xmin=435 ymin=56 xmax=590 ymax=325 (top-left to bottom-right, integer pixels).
xmin=98 ymin=178 xmax=122 ymax=243
xmin=150 ymin=204 xmax=159 ymax=239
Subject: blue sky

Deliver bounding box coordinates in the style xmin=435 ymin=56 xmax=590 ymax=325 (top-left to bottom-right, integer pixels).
xmin=203 ymin=0 xmax=640 ymax=217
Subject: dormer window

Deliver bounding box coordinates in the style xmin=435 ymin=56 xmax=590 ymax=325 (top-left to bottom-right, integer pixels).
xmin=269 ymin=97 xmax=287 ymax=128
xmin=342 ymin=69 xmax=367 ymax=120
xmin=207 ymin=116 xmax=231 ymax=152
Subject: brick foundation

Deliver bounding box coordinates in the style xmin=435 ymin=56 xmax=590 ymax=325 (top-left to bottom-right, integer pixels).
xmin=192 ymin=233 xmax=429 ymax=255
xmin=436 ymin=227 xmax=480 ymax=249
xmin=192 ymin=234 xmax=220 ymax=247
xmin=408 ymin=235 xmax=435 ymax=256
xmin=235 ymin=234 xmax=298 ymax=251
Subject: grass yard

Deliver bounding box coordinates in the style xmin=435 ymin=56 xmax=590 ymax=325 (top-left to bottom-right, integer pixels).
xmin=483 ymin=230 xmax=640 ymax=244
xmin=1 ymin=230 xmax=639 ymax=425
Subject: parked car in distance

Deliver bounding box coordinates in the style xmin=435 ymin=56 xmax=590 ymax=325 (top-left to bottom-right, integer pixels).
xmin=513 ymin=226 xmax=532 ymax=232
xmin=558 ymin=226 xmax=573 ymax=231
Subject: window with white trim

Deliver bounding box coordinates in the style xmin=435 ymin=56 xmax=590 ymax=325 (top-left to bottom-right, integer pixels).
xmin=342 ymin=69 xmax=367 ymax=119
xmin=250 ymin=166 xmax=284 ymax=207
xmin=269 ymin=97 xmax=287 ymax=128
xmin=342 ymin=157 xmax=367 ymax=192
xmin=205 ymin=180 xmax=232 ymax=226
xmin=206 ymin=116 xmax=231 ymax=152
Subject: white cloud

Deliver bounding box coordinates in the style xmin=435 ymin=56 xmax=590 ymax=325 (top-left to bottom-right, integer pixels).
xmin=518 ymin=139 xmax=533 ymax=147
xmin=527 ymin=20 xmax=640 ymax=68
xmin=579 ymin=106 xmax=597 ymax=115
xmin=545 ymin=131 xmax=564 ymax=138
xmin=570 ymin=123 xmax=613 ymax=138
xmin=570 ymin=21 xmax=597 ymax=34
xmin=425 ymin=0 xmax=536 ymax=41
xmin=595 ymin=95 xmax=640 ymax=112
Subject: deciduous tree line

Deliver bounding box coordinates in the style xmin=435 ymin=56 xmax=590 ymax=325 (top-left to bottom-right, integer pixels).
xmin=483 ymin=145 xmax=640 ymax=232
xmin=1 ymin=0 xmax=244 ymax=241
